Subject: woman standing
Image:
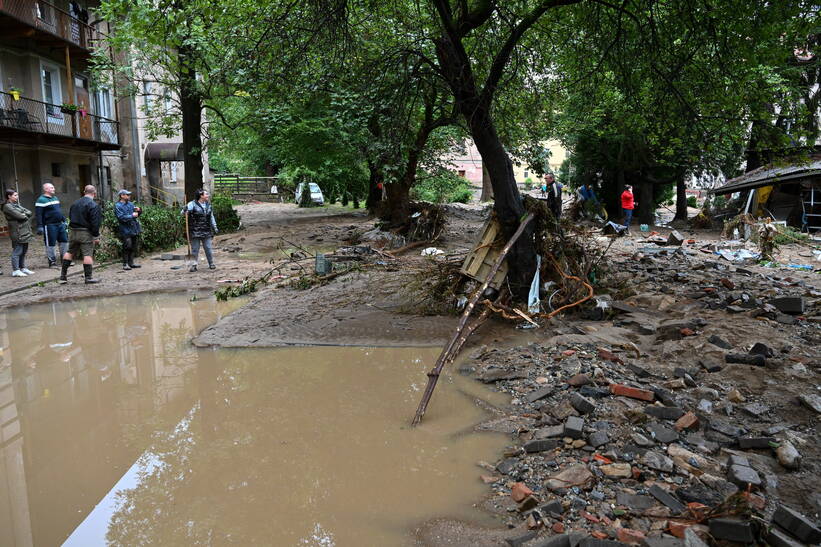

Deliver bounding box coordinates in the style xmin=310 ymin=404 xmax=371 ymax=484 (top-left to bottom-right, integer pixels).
xmin=182 ymin=189 xmax=218 ymax=272
xmin=2 ymin=189 xmax=35 ymax=277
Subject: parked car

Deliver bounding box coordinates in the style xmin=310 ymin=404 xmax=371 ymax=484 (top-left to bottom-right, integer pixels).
xmin=295 ymin=182 xmax=324 ymax=205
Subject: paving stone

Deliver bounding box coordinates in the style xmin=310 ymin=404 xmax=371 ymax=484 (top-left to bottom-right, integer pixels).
xmin=647 ymin=422 xmax=679 ymax=443
xmin=616 ymin=492 xmax=656 ymax=512
xmin=570 ymin=392 xmax=597 ymax=414
xmin=769 ymin=296 xmax=805 ymax=315
xmin=766 ymin=526 xmax=806 ymax=547
xmin=738 ymin=436 xmax=776 ymax=449
xmin=642 ymin=450 xmax=674 ymax=472
xmin=564 ymin=416 xmax=585 ymax=439
xmin=707 ymin=334 xmax=732 ymax=349
xmin=535 ymin=425 xmax=566 ymax=439
xmin=540 ymin=499 xmax=564 ymax=517
xmin=709 ymin=419 xmax=744 ymax=438
xmin=725 ymin=353 xmax=766 ymax=366
xmin=525 ymin=385 xmax=554 ymax=403
xmin=588 ymin=430 xmax=609 ymax=448
xmin=524 ymin=439 xmax=562 ymax=453
xmin=505 ymin=531 xmax=537 ymax=547
xmin=496 ymin=457 xmax=518 ymax=475
xmin=676 ymin=484 xmax=723 ymax=507
xmin=771 ymin=504 xmax=821 ymax=544
xmin=580 ymin=385 xmax=611 ymax=398
xmin=650 ymin=387 xmax=678 ymax=407
xmin=649 ymin=484 xmax=686 ymax=514
xmin=645 ymin=405 xmax=685 ymax=421
xmin=727 ymin=454 xmax=750 ymax=467
xmin=708 ymin=518 xmax=755 ymax=543
xmin=727 ymin=464 xmax=761 ymax=489
xmin=698 ymin=357 xmax=723 ymax=373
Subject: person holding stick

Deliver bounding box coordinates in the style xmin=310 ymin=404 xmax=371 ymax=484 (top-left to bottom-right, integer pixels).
xmin=182 ymin=189 xmax=218 ymax=272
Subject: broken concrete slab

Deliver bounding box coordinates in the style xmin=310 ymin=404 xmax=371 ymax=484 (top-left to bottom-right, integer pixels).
xmin=771 ymin=504 xmax=821 ymax=544
xmin=769 ymin=296 xmax=805 ymax=315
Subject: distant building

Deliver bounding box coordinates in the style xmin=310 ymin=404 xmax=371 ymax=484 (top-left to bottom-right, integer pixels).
xmin=445 ymin=140 xmax=567 ymax=196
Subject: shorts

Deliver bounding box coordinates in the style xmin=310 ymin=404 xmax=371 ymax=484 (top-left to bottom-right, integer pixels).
xmin=43 ymin=222 xmax=68 ymax=246
xmin=68 ymin=228 xmax=95 ymax=258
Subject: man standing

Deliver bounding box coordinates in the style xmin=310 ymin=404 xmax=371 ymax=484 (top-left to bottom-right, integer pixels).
xmin=545 ymin=173 xmax=562 ymax=219
xmin=59 ymin=185 xmax=102 ymax=284
xmin=621 ymin=185 xmax=636 ymax=232
xmin=114 ymin=189 xmax=142 ymax=270
xmin=35 ymin=182 xmax=68 ymax=267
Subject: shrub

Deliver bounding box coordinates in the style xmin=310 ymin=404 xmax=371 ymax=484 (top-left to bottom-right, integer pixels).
xmin=212 ymin=192 xmax=241 ymax=231
xmin=687 ymin=196 xmax=698 ymax=208
xmin=412 ymin=168 xmax=474 ymax=203
xmin=95 ymin=202 xmax=185 ymax=262
xmin=524 ymin=177 xmax=534 ymax=190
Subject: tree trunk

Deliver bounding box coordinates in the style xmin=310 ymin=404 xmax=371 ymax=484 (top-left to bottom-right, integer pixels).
xmin=637 ymin=179 xmax=654 ymax=224
xmin=366 ymin=161 xmax=383 ymax=212
xmin=179 ymin=42 xmax=203 ymax=202
xmin=381 ymin=177 xmax=412 ymax=227
xmin=674 ymin=175 xmax=688 ymax=221
xmin=480 ymin=160 xmax=493 ymax=201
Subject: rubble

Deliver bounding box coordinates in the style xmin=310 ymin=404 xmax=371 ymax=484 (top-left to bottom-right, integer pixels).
xmin=458 ymin=238 xmax=820 ymax=545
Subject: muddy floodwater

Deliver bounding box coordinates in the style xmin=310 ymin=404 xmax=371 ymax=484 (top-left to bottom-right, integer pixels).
xmin=0 ymin=293 xmax=507 ymax=546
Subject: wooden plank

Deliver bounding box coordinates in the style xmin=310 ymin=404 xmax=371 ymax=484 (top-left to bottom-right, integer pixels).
xmin=460 ymin=217 xmax=508 ymax=289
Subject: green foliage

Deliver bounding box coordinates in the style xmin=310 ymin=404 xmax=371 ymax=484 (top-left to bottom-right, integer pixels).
xmin=687 ymin=196 xmax=698 ymax=208
xmin=774 ymin=225 xmax=809 ymax=245
xmin=524 ymin=177 xmax=534 ymax=191
xmin=96 ymin=203 xmax=186 ymax=262
xmin=211 ymin=192 xmax=241 ymax=232
xmin=411 ymin=169 xmax=473 ymax=204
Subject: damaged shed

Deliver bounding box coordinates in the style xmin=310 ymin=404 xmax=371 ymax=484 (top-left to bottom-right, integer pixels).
xmin=712 ymin=154 xmax=821 ymax=231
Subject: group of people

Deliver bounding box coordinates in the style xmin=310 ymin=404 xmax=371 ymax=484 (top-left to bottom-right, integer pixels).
xmin=2 ymin=183 xmax=220 ymax=283
xmin=538 ymin=173 xmax=637 ymax=233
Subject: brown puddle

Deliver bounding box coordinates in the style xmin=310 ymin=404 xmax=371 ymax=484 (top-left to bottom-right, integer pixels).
xmin=0 ymin=293 xmax=507 ymax=546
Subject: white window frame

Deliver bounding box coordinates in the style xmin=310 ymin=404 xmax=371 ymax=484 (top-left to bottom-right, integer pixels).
xmin=40 ymin=61 xmax=63 ymax=124
xmin=95 ymin=87 xmax=112 ymax=119
xmin=142 ymin=81 xmax=153 ymax=110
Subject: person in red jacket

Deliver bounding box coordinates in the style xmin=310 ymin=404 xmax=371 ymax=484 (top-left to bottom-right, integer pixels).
xmin=621 ymin=185 xmax=635 ymax=232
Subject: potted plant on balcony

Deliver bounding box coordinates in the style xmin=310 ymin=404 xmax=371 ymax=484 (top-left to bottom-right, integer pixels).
xmin=60 ymin=103 xmax=79 ymax=115
xmin=9 ymin=87 xmax=23 ymax=101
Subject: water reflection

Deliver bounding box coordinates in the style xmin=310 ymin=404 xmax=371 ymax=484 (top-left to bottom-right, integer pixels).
xmin=0 ymin=294 xmax=506 ymax=546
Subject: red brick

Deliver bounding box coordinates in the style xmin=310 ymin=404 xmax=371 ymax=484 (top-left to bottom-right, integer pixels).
xmin=552 ymin=522 xmax=565 ymax=533
xmin=680 ymin=328 xmax=696 ymax=336
xmin=617 ymin=528 xmax=646 ymax=544
xmin=591 ymin=531 xmax=609 ymax=539
xmin=720 ymin=278 xmax=735 ymax=290
xmin=674 ymin=411 xmax=699 ymax=431
xmin=510 ymin=482 xmax=534 ymax=503
xmin=610 ymin=384 xmax=655 ymax=401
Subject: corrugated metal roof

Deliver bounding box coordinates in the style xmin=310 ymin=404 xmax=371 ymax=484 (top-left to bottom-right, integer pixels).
xmin=711 ymin=158 xmax=821 ymax=194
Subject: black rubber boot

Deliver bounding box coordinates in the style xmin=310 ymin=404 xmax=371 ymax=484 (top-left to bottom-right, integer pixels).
xmin=58 ymin=259 xmax=70 ymax=284
xmin=83 ymin=264 xmax=100 ymax=284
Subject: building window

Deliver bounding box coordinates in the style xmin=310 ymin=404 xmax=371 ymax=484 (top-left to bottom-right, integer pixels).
xmin=142 ymin=81 xmax=152 ymax=110
xmin=104 ymin=166 xmax=112 ymax=186
xmin=40 ymin=62 xmax=63 ymax=121
xmin=96 ymin=88 xmax=112 ymax=118
xmin=51 ymin=163 xmax=61 ymax=177
xmin=523 ymin=171 xmax=529 ymax=179
xmin=169 ymin=161 xmax=177 ymax=183
xmin=457 ymin=170 xmax=466 ymax=177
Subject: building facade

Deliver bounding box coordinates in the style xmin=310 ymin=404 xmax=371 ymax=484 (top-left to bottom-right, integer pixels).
xmin=0 ymin=0 xmax=122 ymax=212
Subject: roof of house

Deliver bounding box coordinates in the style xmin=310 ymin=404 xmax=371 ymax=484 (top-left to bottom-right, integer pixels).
xmin=711 ymin=157 xmax=821 ymax=195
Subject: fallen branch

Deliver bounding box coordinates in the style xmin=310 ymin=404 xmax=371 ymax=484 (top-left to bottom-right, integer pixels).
xmin=539 ymin=256 xmax=595 ymax=318
xmin=412 ymin=213 xmax=534 ymax=426
xmin=386 ymin=240 xmax=430 ymax=257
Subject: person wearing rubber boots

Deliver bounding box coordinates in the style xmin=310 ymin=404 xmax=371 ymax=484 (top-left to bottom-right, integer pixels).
xmin=59 ymin=185 xmax=102 ymax=284
xmin=115 ymin=189 xmax=142 ymax=270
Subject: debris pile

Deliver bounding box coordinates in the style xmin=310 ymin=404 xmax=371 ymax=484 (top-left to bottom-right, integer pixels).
xmin=461 ymin=244 xmax=819 ymax=546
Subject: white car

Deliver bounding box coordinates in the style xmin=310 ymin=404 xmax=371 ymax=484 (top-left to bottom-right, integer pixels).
xmin=295 ymin=182 xmax=324 ymax=205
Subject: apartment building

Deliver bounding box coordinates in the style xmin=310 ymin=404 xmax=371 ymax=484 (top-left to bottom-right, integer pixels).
xmin=0 ymin=0 xmax=126 ymax=211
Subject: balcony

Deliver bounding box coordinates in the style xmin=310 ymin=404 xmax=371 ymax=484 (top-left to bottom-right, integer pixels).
xmin=0 ymin=90 xmax=119 ymax=151
xmin=0 ymin=0 xmax=101 ymax=59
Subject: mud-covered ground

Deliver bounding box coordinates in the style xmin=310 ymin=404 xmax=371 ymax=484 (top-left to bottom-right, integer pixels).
xmin=1 ymin=201 xmax=818 ymax=546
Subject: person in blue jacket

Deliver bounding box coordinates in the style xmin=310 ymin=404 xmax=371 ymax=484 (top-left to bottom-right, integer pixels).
xmin=114 ymin=189 xmax=142 ymax=270
xmin=35 ymin=182 xmax=68 ymax=267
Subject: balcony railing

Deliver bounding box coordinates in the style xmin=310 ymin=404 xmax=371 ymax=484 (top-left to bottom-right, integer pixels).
xmin=0 ymin=0 xmax=98 ymax=50
xmin=0 ymin=91 xmax=118 ymax=146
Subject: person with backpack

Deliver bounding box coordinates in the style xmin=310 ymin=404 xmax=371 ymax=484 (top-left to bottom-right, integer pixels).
xmin=2 ymin=189 xmax=35 ymax=277
xmin=182 ymin=189 xmax=218 ymax=272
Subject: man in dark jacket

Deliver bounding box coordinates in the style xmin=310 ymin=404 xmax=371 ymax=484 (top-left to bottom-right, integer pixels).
xmin=182 ymin=189 xmax=219 ymax=272
xmin=35 ymin=182 xmax=68 ymax=267
xmin=115 ymin=189 xmax=142 ymax=270
xmin=59 ymin=185 xmax=102 ymax=284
